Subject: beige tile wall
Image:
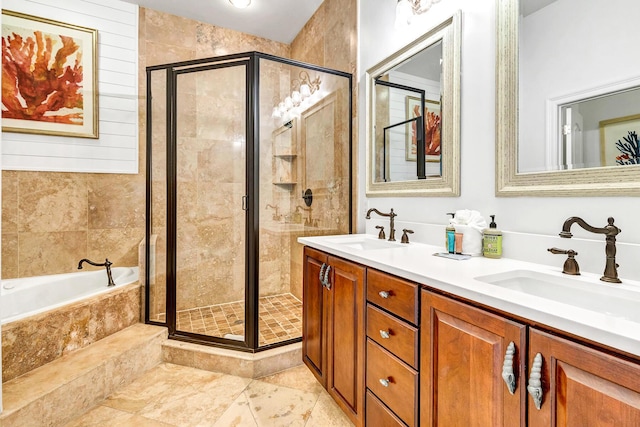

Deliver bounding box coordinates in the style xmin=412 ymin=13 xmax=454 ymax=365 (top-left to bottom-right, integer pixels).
xmin=287 ymin=0 xmax=358 ymax=299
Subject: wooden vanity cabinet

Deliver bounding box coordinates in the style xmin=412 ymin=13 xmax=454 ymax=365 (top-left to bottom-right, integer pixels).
xmin=302 ymin=247 xmax=365 ymax=426
xmin=528 ymin=329 xmax=640 ymax=427
xmin=303 ymin=246 xmax=640 ymax=426
xmin=421 ymin=290 xmax=527 ymax=427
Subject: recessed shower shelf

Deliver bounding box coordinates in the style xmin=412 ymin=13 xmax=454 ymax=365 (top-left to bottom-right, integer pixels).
xmin=274 ymin=182 xmax=297 ymax=186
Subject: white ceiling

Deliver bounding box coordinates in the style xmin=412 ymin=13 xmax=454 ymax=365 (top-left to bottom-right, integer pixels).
xmin=120 ymin=0 xmax=324 ymax=44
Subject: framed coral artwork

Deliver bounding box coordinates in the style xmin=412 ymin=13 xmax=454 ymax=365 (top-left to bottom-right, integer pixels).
xmin=405 ymin=96 xmax=441 ymax=162
xmin=2 ymin=10 xmax=98 ymax=138
xmin=599 ymin=114 xmax=640 ymax=166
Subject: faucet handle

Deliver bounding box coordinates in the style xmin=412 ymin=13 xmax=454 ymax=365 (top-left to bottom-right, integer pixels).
xmin=548 ymin=247 xmax=580 ymax=275
xmin=375 ymin=225 xmax=386 ymax=240
xmin=401 ymin=229 xmax=414 ymax=244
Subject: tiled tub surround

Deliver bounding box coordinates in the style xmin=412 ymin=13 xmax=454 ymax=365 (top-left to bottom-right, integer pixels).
xmin=2 ymin=279 xmax=141 ymax=383
xmin=299 ymin=232 xmax=640 ymax=358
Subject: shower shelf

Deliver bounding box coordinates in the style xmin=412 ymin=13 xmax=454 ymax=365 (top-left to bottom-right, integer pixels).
xmin=273 ymin=154 xmax=297 ymax=160
xmin=274 ymin=182 xmax=296 ymax=186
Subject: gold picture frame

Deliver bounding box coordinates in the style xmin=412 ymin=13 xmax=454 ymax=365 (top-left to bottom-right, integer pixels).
xmin=1 ymin=10 xmax=98 ymax=138
xmin=599 ymin=114 xmax=640 ymax=167
xmin=405 ymin=95 xmax=441 ymax=162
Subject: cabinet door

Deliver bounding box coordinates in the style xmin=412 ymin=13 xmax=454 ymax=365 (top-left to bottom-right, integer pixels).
xmin=528 ymin=329 xmax=640 ymax=427
xmin=302 ymin=247 xmax=328 ymax=386
xmin=421 ymin=290 xmax=527 ymax=427
xmin=326 ymin=255 xmax=365 ymax=427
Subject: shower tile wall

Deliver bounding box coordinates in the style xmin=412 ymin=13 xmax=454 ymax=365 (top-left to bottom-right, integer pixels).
xmin=287 ymin=0 xmax=358 ymax=300
xmin=140 ymin=7 xmax=292 ymax=319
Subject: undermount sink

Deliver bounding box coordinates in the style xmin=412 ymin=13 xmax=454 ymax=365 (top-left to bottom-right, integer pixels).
xmin=326 ymin=235 xmax=404 ymax=251
xmin=475 ymin=270 xmax=640 ymax=322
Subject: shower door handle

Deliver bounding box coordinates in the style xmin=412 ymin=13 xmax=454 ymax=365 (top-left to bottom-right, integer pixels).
xmin=242 ymin=195 xmax=248 ymax=211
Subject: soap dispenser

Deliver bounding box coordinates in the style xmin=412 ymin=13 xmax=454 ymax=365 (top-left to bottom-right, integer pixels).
xmin=446 ymin=212 xmax=456 ymax=253
xmin=483 ymin=215 xmax=502 ymax=258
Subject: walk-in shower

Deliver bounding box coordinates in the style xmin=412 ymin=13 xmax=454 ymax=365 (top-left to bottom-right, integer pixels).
xmin=145 ymin=52 xmax=352 ymax=352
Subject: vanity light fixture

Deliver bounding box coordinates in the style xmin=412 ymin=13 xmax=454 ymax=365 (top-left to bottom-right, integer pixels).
xmin=395 ymin=0 xmax=442 ymax=27
xmin=229 ymin=0 xmax=251 ymax=9
xmin=271 ymin=71 xmax=322 ymax=122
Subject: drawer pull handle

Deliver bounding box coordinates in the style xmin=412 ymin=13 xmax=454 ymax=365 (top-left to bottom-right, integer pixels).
xmin=527 ymin=353 xmax=544 ymax=410
xmin=319 ymin=263 xmax=326 ymax=285
xmin=323 ymin=265 xmax=331 ymax=289
xmin=379 ymin=330 xmax=390 ymax=339
xmin=379 ymin=378 xmax=390 ymax=387
xmin=502 ymin=341 xmax=517 ymax=395
xmin=379 ymin=290 xmax=390 ymax=299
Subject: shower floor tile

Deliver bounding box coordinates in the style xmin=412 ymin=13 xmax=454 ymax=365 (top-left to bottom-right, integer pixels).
xmin=156 ymin=293 xmax=302 ymax=346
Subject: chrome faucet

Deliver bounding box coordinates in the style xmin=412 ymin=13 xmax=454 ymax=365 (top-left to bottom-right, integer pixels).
xmin=78 ymin=258 xmax=116 ymax=287
xmin=559 ymin=216 xmax=622 ymax=283
xmin=366 ymin=208 xmax=397 ymax=241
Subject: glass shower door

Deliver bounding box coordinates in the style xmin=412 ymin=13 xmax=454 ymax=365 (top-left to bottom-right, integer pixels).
xmin=173 ymin=62 xmax=247 ymax=342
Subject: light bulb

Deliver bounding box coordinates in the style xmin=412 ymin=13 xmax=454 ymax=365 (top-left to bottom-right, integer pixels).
xmin=291 ymin=90 xmax=301 ymax=105
xmin=229 ymin=0 xmax=251 ymax=9
xmin=300 ymin=84 xmax=311 ymax=98
xmin=284 ymin=96 xmax=293 ymax=109
xmin=395 ymin=0 xmax=413 ymax=28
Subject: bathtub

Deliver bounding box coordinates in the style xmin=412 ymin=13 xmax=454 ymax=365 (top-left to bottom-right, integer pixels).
xmin=1 ymin=267 xmax=141 ymax=383
xmin=1 ymin=267 xmax=139 ymax=325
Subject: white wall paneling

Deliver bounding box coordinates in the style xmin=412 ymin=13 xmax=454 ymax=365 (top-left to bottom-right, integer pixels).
xmin=1 ymin=0 xmax=139 ymax=174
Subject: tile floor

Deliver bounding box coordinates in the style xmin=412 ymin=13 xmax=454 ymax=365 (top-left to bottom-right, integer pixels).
xmin=64 ymin=363 xmax=353 ymax=426
xmin=156 ymin=293 xmax=302 ymax=346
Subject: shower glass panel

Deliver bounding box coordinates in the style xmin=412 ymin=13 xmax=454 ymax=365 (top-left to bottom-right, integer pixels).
xmin=258 ymin=62 xmax=351 ymax=347
xmin=174 ymin=64 xmax=247 ymax=341
xmin=147 ymin=69 xmax=167 ymax=323
xmin=146 ymin=52 xmax=352 ymax=352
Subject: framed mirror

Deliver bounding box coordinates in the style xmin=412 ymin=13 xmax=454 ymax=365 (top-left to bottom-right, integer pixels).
xmin=496 ymin=0 xmax=640 ymax=196
xmin=366 ymin=11 xmax=461 ymax=197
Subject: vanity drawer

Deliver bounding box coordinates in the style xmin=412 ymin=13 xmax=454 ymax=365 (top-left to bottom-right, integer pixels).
xmin=366 ymin=391 xmax=407 ymax=427
xmin=367 ymin=269 xmax=419 ymax=324
xmin=366 ymin=304 xmax=418 ymax=369
xmin=366 ymin=339 xmax=418 ymax=427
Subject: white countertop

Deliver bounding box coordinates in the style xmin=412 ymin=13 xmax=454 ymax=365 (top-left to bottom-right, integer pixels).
xmin=298 ymin=233 xmax=640 ymax=357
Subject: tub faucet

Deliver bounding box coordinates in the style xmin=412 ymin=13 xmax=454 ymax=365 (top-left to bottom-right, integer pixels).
xmin=366 ymin=208 xmax=397 ymax=241
xmin=559 ymin=216 xmax=621 ymax=283
xmin=78 ymin=258 xmax=116 ymax=287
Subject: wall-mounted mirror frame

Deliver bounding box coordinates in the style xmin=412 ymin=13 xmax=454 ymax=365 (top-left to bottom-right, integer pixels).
xmin=496 ymin=0 xmax=640 ymax=196
xmin=366 ymin=11 xmax=461 ymax=197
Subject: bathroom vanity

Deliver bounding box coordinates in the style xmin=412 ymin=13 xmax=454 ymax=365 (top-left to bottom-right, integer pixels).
xmin=299 ymin=234 xmax=640 ymax=427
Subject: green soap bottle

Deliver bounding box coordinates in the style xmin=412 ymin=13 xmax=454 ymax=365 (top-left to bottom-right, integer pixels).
xmin=445 ymin=212 xmax=455 ymax=253
xmin=483 ymin=215 xmax=502 ymax=258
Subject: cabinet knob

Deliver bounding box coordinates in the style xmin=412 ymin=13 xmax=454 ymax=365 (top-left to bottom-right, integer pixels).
xmin=379 ymin=378 xmax=390 ymax=387
xmin=527 ymin=352 xmax=544 ymax=410
xmin=379 ymin=330 xmax=390 ymax=339
xmin=502 ymin=341 xmax=517 ymax=395
xmin=379 ymin=290 xmax=390 ymax=299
